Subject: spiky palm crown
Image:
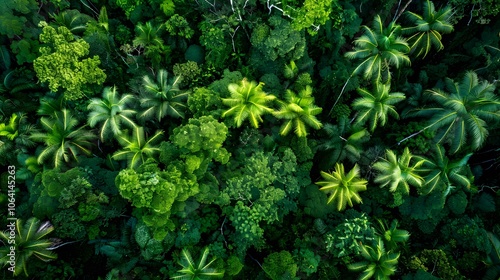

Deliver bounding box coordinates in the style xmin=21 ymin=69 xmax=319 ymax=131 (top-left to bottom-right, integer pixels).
xmin=403 ymin=0 xmax=453 ymax=58
xmin=416 ymin=144 xmax=472 ymax=195
xmin=316 ymin=163 xmax=368 ymax=211
xmin=373 ymin=147 xmax=425 ymax=194
xmin=222 ymin=78 xmax=276 ymax=128
xmin=139 ymin=70 xmax=189 ymax=121
xmin=410 ymin=71 xmax=500 ymax=154
xmin=348 ymin=237 xmax=400 ymax=280
xmin=133 ymin=21 xmax=164 ymax=48
xmin=345 ymin=15 xmax=410 ymax=83
xmin=113 ymin=126 xmax=163 ymax=169
xmin=88 ymin=86 xmax=137 ymax=141
xmin=353 ymin=82 xmax=406 ymax=132
xmin=273 ymin=85 xmax=323 ymax=137
xmin=0 ymin=218 xmax=57 ymax=276
xmin=171 ymin=248 xmax=223 ymax=279
xmin=30 ymin=109 xmax=95 ymax=168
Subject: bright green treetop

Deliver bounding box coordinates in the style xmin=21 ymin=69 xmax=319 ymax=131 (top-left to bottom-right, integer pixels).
xmin=345 ymin=15 xmax=410 ymax=83
xmin=222 ymin=78 xmax=276 ymax=128
xmin=273 ymin=85 xmax=323 ymax=137
xmin=33 ymin=21 xmax=106 ymax=100
xmin=316 ymin=163 xmax=368 ymax=211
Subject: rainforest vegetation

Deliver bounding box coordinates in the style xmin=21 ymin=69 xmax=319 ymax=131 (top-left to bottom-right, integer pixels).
xmin=1 ymin=0 xmax=500 ymax=279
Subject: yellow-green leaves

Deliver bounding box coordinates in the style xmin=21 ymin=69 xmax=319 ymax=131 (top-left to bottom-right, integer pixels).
xmin=316 ymin=163 xmax=367 ymax=211
xmin=222 ymin=78 xmax=276 ymax=128
xmin=33 ymin=22 xmax=106 ymax=100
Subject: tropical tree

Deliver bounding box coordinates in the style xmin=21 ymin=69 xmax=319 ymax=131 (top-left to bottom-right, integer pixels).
xmin=88 ymin=86 xmax=137 ymax=142
xmin=0 ymin=218 xmax=57 ymax=276
xmin=348 ymin=237 xmax=400 ymax=280
xmin=171 ymin=247 xmax=224 ymax=279
xmin=402 ymin=0 xmax=454 ymax=58
xmin=316 ymin=117 xmax=370 ymax=169
xmin=139 ymin=69 xmax=189 ymax=122
xmin=315 ymin=163 xmax=368 ymax=211
xmin=30 ymin=109 xmax=95 ymax=168
xmin=373 ymin=147 xmax=425 ymax=195
xmin=352 ymin=81 xmax=406 ymax=132
xmin=345 ymin=15 xmax=410 ymax=83
xmin=221 ymin=78 xmax=276 ymax=128
xmin=113 ymin=126 xmax=163 ymax=169
xmin=408 ymin=71 xmax=500 ymax=154
xmin=416 ymin=144 xmax=473 ymax=195
xmin=273 ymin=85 xmax=323 ymax=137
xmin=374 ymin=219 xmax=410 ymax=252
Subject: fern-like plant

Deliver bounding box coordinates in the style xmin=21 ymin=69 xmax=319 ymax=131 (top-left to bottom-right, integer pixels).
xmin=316 ymin=163 xmax=368 ymax=211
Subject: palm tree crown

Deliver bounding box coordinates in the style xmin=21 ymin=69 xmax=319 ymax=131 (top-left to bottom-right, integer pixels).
xmin=409 ymin=71 xmax=500 ymax=154
xmin=273 ymin=85 xmax=323 ymax=137
xmin=113 ymin=126 xmax=163 ymax=169
xmin=348 ymin=237 xmax=400 ymax=280
xmin=171 ymin=247 xmax=224 ymax=279
xmin=316 ymin=163 xmax=368 ymax=211
xmin=222 ymin=78 xmax=276 ymax=128
xmin=139 ymin=69 xmax=189 ymax=122
xmin=373 ymin=147 xmax=425 ymax=195
xmin=0 ymin=218 xmax=57 ymax=276
xmin=352 ymin=81 xmax=406 ymax=132
xmin=416 ymin=144 xmax=473 ymax=195
xmin=88 ymin=86 xmax=137 ymax=141
xmin=345 ymin=15 xmax=410 ymax=83
xmin=403 ymin=0 xmax=454 ymax=58
xmin=30 ymin=109 xmax=95 ymax=168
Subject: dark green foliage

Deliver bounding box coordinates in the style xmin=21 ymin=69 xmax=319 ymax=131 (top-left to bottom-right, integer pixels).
xmin=407 ymin=249 xmax=462 ymax=279
xmin=441 ymin=216 xmax=492 ymax=254
xmin=262 ymin=250 xmax=298 ymax=279
xmin=446 ymin=190 xmax=468 ymax=215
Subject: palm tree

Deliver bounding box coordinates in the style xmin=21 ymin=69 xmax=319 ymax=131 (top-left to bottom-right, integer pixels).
xmin=139 ymin=69 xmax=189 ymax=122
xmin=374 ymin=219 xmax=410 ymax=252
xmin=402 ymin=0 xmax=454 ymax=58
xmin=352 ymin=81 xmax=406 ymax=132
xmin=133 ymin=21 xmax=164 ymax=48
xmin=373 ymin=147 xmax=425 ymax=195
xmin=315 ymin=163 xmax=368 ymax=211
xmin=88 ymin=86 xmax=137 ymax=142
xmin=416 ymin=144 xmax=473 ymax=195
xmin=317 ymin=116 xmax=371 ymax=167
xmin=348 ymin=237 xmax=400 ymax=280
xmin=30 ymin=109 xmax=95 ymax=168
xmin=113 ymin=126 xmax=163 ymax=169
xmin=171 ymin=247 xmax=224 ymax=279
xmin=222 ymin=78 xmax=276 ymax=128
xmin=0 ymin=218 xmax=57 ymax=276
xmin=345 ymin=15 xmax=410 ymax=83
xmin=408 ymin=71 xmax=500 ymax=154
xmin=273 ymin=86 xmax=322 ymax=137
